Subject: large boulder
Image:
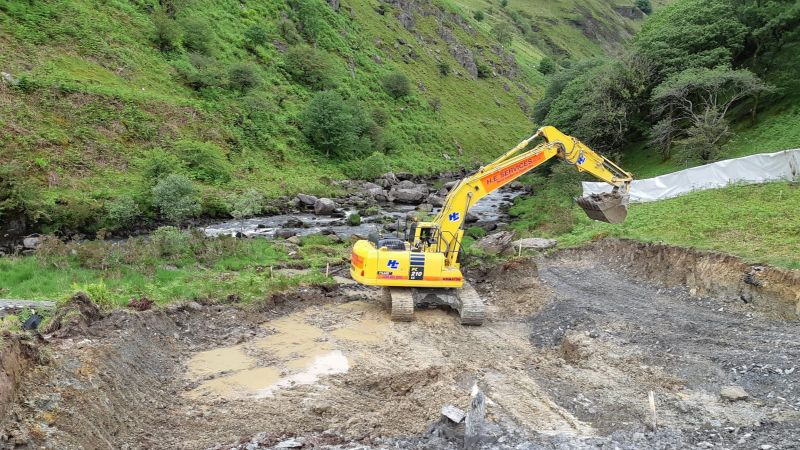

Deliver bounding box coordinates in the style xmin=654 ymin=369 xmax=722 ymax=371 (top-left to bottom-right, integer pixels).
xmin=395 ymin=172 xmax=413 ymax=181
xmin=427 ymin=194 xmax=445 ymax=207
xmin=314 ymin=198 xmax=338 ymax=215
xmin=375 ymin=172 xmax=399 ymax=188
xmin=275 ymin=229 xmax=297 ymax=239
xmin=296 ymin=194 xmax=318 ymax=207
xmin=473 ymin=231 xmax=514 ymax=256
xmin=283 ymin=217 xmax=306 ymax=228
xmin=443 ymin=180 xmax=459 ymax=190
xmin=23 ymin=236 xmax=41 ymax=250
xmin=389 ymin=181 xmax=429 ymax=204
xmin=362 ymin=182 xmax=388 ymax=202
xmin=512 ymin=238 xmax=557 ymax=250
xmin=465 ymin=211 xmax=479 ymax=223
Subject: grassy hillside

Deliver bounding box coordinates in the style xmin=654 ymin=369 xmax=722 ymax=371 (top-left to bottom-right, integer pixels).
xmin=0 ymin=0 xmax=655 ymax=235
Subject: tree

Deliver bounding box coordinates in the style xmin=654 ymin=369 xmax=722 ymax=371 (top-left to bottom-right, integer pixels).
xmin=105 ymin=197 xmax=141 ymax=231
xmin=301 ymin=91 xmax=372 ymax=159
xmin=491 ymin=22 xmax=514 ymax=46
xmin=538 ymin=57 xmax=556 ymax=75
xmin=152 ymin=11 xmax=181 ymax=52
xmin=244 ymin=24 xmax=270 ymax=52
xmin=180 ymin=17 xmax=213 ymax=54
xmin=151 ymin=174 xmax=200 ymax=225
xmin=228 ymin=63 xmax=261 ymax=92
xmin=473 ymin=10 xmax=484 ymax=21
xmin=230 ymin=189 xmax=264 ymax=233
xmin=635 ymin=0 xmax=652 ymax=15
xmin=634 ymin=0 xmax=748 ymax=81
xmin=651 ymin=67 xmax=773 ymax=162
xmin=382 ymin=72 xmax=411 ymax=99
xmin=284 ymin=45 xmax=341 ymax=90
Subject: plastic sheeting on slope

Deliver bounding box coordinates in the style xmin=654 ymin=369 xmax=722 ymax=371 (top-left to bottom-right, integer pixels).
xmin=582 ymin=149 xmax=800 ymax=203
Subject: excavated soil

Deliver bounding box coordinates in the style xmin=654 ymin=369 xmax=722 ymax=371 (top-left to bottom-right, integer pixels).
xmin=2 ymin=239 xmax=799 ymax=449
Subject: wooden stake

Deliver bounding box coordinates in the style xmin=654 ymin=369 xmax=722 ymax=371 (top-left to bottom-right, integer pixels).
xmin=648 ymin=391 xmax=657 ymax=430
xmin=325 ymin=262 xmax=330 ymax=277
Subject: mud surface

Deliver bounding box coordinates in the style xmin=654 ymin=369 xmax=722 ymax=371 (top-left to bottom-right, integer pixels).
xmin=2 ymin=244 xmax=799 ymax=449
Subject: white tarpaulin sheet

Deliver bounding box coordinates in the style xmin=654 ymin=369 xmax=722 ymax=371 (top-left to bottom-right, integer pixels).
xmin=582 ymin=149 xmax=800 ymax=203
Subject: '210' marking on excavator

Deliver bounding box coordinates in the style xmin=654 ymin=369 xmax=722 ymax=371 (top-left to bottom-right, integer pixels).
xmin=480 ymin=152 xmax=546 ymax=192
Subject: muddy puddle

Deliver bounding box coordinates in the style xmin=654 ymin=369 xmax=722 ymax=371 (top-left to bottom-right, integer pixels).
xmin=186 ymin=302 xmax=386 ymax=400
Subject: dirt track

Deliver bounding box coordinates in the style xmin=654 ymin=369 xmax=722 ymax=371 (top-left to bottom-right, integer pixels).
xmin=2 ymin=242 xmax=799 ymax=449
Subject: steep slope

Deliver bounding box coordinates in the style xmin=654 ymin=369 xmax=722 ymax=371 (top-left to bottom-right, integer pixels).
xmin=0 ymin=0 xmax=654 ymax=235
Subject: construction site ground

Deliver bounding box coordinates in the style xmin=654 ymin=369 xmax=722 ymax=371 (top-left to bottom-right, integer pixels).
xmin=2 ymin=240 xmax=799 ymax=449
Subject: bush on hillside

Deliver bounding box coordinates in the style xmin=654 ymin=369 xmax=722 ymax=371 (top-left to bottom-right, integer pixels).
xmin=174 ymin=53 xmax=227 ymax=91
xmin=538 ymin=57 xmax=556 ymax=75
xmin=342 ymin=152 xmax=391 ymax=180
xmin=244 ymin=24 xmax=270 ymax=51
xmin=301 ymin=91 xmax=372 ymax=159
xmin=278 ymin=18 xmax=302 ymax=44
xmin=473 ymin=10 xmax=484 ymax=21
xmin=491 ymin=22 xmax=514 ymax=46
xmin=382 ymin=72 xmax=411 ymax=99
xmin=151 ymin=174 xmax=201 ymax=225
xmin=174 ymin=139 xmax=231 ymax=184
xmin=636 ymin=0 xmax=653 ymax=15
xmin=180 ymin=17 xmax=213 ymax=54
xmin=437 ymin=61 xmax=450 ymax=76
xmin=152 ymin=11 xmax=181 ymax=52
xmin=284 ymin=45 xmax=341 ymax=90
xmin=140 ymin=149 xmax=184 ymax=181
xmin=228 ymin=63 xmax=261 ymax=92
xmin=104 ymin=196 xmax=141 ymax=231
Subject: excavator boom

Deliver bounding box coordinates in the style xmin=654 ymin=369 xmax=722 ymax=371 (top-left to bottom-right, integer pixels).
xmin=350 ymin=126 xmax=634 ymax=325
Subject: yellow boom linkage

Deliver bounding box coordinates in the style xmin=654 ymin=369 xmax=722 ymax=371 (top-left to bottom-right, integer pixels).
xmin=351 ymin=126 xmax=633 ymax=324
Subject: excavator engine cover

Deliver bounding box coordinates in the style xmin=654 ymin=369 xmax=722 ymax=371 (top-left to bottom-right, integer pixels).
xmin=576 ymin=192 xmax=630 ymax=224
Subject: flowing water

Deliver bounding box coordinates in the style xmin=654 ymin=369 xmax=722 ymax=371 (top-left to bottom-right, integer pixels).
xmin=204 ymin=187 xmax=523 ymax=238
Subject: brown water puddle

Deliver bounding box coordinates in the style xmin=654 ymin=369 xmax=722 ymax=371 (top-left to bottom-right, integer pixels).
xmin=185 ymin=301 xmax=389 ymax=399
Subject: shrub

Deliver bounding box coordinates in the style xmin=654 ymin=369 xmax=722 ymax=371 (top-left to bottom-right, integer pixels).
xmin=466 ymin=226 xmax=487 ymax=239
xmin=382 ymin=72 xmax=411 ymax=99
xmin=284 ymin=45 xmax=341 ymax=90
xmin=230 ymin=189 xmax=264 ymax=232
xmin=174 ymin=139 xmax=231 ymax=184
xmin=491 ymin=22 xmax=514 ymax=46
xmin=105 ymin=196 xmax=141 ymax=231
xmin=372 ymin=107 xmax=390 ymax=127
xmin=636 ymin=0 xmax=652 ymax=14
xmin=473 ymin=10 xmax=484 ymax=21
xmin=73 ymin=283 xmax=115 ymax=309
xmin=342 ymin=151 xmax=391 ymax=180
xmin=228 ymin=63 xmax=261 ymax=92
xmin=151 ymin=174 xmax=200 ymax=225
xmin=150 ymin=226 xmax=191 ymax=258
xmin=538 ymin=57 xmax=556 ymax=75
xmin=152 ymin=11 xmax=181 ymax=52
xmin=140 ymin=148 xmax=184 ymax=181
xmin=301 ymin=91 xmax=371 ymax=159
xmin=180 ymin=17 xmax=213 ymax=54
xmin=476 ymin=61 xmax=492 ymax=79
xmin=437 ymin=61 xmax=450 ymax=76
xmin=347 ymin=213 xmax=361 ymax=226
xmin=278 ymin=17 xmax=302 ymax=44
xmin=500 ymin=0 xmax=508 ymax=7
xmin=244 ymin=24 xmax=270 ymax=51
xmin=174 ymin=53 xmax=227 ymax=90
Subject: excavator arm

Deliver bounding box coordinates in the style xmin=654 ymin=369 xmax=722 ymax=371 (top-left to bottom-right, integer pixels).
xmin=429 ymin=126 xmax=633 ymax=264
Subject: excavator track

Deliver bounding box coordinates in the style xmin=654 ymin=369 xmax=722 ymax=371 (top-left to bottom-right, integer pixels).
xmin=383 ymin=287 xmax=414 ymax=322
xmin=457 ymin=282 xmax=485 ymax=325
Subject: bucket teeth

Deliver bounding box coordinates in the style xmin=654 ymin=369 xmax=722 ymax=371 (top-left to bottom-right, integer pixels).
xmin=576 ymin=192 xmax=630 ymax=224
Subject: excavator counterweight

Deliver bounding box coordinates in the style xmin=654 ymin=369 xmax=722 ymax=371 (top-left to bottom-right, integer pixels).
xmin=351 ymin=126 xmax=634 ymax=325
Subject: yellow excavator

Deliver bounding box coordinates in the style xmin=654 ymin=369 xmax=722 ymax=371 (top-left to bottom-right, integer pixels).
xmin=350 ymin=126 xmax=633 ymax=325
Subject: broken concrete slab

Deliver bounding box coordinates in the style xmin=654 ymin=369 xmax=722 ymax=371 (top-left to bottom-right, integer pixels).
xmin=441 ymin=404 xmax=465 ymax=423
xmin=720 ymin=385 xmax=750 ymax=402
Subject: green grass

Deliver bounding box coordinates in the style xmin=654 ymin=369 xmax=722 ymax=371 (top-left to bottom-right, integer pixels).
xmin=0 ymin=231 xmax=348 ymax=306
xmin=513 ymin=181 xmax=800 ymax=269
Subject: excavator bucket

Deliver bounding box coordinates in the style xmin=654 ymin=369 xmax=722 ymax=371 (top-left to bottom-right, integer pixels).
xmin=576 ymin=192 xmax=630 ymax=224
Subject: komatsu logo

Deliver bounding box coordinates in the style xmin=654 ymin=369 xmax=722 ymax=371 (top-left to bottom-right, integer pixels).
xmin=576 ymin=152 xmax=586 ymax=165
xmin=448 ymin=212 xmax=460 ymax=222
xmin=387 ymin=259 xmax=400 ymax=270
